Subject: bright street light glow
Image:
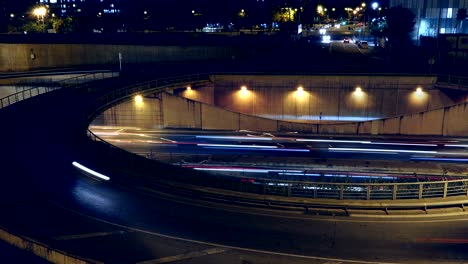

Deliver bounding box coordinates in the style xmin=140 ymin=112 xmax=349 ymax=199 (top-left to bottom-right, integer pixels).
xmin=72 ymin=162 xmax=110 ymax=181
xmin=372 ymin=2 xmax=379 ymax=10
xmin=33 ymin=7 xmax=47 ymax=17
xmin=134 ymin=95 xmax=143 ymax=104
xmin=241 ymin=85 xmax=247 ymax=91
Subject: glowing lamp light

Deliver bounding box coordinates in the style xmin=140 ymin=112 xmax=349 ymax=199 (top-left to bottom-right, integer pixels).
xmin=372 ymin=2 xmax=379 ymax=10
xmin=33 ymin=6 xmax=47 ymax=17
xmin=355 ymin=87 xmax=363 ymax=93
xmin=241 ymin=85 xmax=248 ymax=91
xmin=297 ymin=86 xmax=304 ymax=92
xmin=134 ymin=95 xmax=143 ymax=104
xmin=186 ymin=86 xmax=192 ymax=90
xmin=416 ymin=87 xmax=423 ymax=94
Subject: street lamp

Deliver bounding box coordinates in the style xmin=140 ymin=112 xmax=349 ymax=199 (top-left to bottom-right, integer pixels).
xmin=372 ymin=2 xmax=379 ymax=10
xmin=33 ymin=6 xmax=47 ymax=24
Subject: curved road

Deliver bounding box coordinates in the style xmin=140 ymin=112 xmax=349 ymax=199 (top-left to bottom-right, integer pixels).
xmin=0 ymin=72 xmax=467 ymax=264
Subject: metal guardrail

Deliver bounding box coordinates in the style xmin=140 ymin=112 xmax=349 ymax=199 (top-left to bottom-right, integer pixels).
xmin=87 ymin=128 xmax=468 ymax=201
xmin=436 ymin=75 xmax=468 ymax=88
xmin=86 ymin=73 xmax=209 ymax=121
xmin=0 ymin=71 xmax=119 ymax=110
xmin=85 ymin=75 xmax=468 ymax=202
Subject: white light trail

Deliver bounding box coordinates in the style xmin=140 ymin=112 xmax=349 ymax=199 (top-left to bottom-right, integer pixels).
xmin=72 ymin=161 xmax=110 ymax=181
xmin=296 ymin=139 xmax=371 ymax=144
xmin=196 ymin=135 xmax=273 ymax=141
xmin=197 ymin=143 xmax=277 ymax=149
xmin=328 ymin=148 xmax=438 ymax=154
xmin=365 ymin=142 xmax=438 ymax=147
xmin=446 ymin=144 xmax=468 ymax=148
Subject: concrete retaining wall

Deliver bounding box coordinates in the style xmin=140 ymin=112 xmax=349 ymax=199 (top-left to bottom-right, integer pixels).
xmin=92 ymin=74 xmax=468 ymax=136
xmin=0 ymin=44 xmax=240 ymax=72
xmin=93 ymin=92 xmax=468 ymax=137
xmin=92 ymin=97 xmax=163 ymax=129
xmin=195 ymin=75 xmax=466 ymax=123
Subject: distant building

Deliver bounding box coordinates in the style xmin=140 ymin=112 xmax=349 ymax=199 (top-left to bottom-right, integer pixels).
xmin=39 ymin=0 xmax=121 ymax=17
xmin=390 ymin=0 xmax=468 ymax=38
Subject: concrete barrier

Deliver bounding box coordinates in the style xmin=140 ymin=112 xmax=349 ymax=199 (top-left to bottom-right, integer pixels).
xmin=0 ymin=226 xmax=101 ymax=264
xmin=0 ymin=43 xmax=242 ymax=72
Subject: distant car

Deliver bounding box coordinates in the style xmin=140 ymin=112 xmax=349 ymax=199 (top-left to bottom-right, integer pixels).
xmin=358 ymin=41 xmax=369 ymax=49
xmin=343 ymin=37 xmax=350 ymax=43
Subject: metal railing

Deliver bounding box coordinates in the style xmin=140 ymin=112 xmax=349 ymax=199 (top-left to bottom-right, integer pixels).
xmin=0 ymin=71 xmax=119 ymax=110
xmin=87 ymin=128 xmax=468 ymax=201
xmin=86 ymin=73 xmax=209 ymax=121
xmin=436 ymin=75 xmax=468 ymax=89
xmin=84 ymin=75 xmax=468 ymax=202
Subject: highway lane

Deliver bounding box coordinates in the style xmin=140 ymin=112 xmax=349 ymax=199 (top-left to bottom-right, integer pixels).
xmin=0 ymin=69 xmax=467 ymax=263
xmin=89 ymin=127 xmax=468 ymax=179
xmin=1 ymin=162 xmax=466 ymax=264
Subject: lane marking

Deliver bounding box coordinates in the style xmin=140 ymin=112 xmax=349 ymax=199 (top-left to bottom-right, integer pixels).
xmin=53 ymin=230 xmax=126 ymax=241
xmin=54 ymin=202 xmax=401 ymax=264
xmin=137 ymin=247 xmax=226 ymax=264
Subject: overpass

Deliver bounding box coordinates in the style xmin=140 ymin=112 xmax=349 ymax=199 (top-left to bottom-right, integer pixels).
xmin=0 ymin=68 xmax=467 ymax=263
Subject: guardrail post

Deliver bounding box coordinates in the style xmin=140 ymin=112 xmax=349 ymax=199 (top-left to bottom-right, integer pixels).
xmin=418 ymin=183 xmax=423 ymax=199
xmin=366 ymin=185 xmax=371 ymax=200
xmin=443 ymin=182 xmax=448 ymax=198
xmin=392 ymin=185 xmax=397 ymax=200
xmin=339 ymin=185 xmax=344 ymax=200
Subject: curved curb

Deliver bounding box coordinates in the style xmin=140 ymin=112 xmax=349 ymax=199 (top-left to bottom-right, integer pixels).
xmin=0 ymin=226 xmax=102 ymax=264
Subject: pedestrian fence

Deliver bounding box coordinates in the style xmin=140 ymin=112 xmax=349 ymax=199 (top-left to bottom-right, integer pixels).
xmin=0 ymin=71 xmax=119 ymax=110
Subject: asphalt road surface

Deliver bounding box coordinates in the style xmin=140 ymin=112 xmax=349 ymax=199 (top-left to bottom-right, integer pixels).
xmin=0 ymin=60 xmax=466 ymax=263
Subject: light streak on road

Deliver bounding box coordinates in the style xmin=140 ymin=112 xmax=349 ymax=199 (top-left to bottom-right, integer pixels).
xmin=196 ymin=135 xmax=273 ymax=141
xmin=365 ymin=142 xmax=438 ymax=147
xmin=72 ymin=161 xmax=110 ymax=181
xmin=446 ymin=144 xmax=468 ymax=148
xmin=201 ymin=146 xmax=310 ymax=152
xmin=411 ymin=157 xmax=468 ymax=162
xmin=160 ymin=137 xmax=177 ymax=143
xmin=296 ymin=139 xmax=371 ymax=144
xmin=328 ymin=148 xmax=438 ymax=154
xmin=192 ymin=167 xmax=303 ymax=174
xmin=93 ymin=131 xmax=120 ymax=136
xmin=197 ymin=143 xmax=278 ymax=149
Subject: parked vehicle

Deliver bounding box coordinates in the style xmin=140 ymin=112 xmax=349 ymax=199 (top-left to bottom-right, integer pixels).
xmin=358 ymin=41 xmax=368 ymax=49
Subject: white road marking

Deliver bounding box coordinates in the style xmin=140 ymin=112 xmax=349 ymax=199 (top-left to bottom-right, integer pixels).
xmin=137 ymin=247 xmax=226 ymax=264
xmin=55 ymin=203 xmax=402 ymax=264
xmin=53 ymin=230 xmax=126 ymax=241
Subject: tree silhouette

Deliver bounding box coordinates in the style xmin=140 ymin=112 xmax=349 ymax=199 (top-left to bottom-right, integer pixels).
xmin=384 ymin=6 xmax=415 ymax=43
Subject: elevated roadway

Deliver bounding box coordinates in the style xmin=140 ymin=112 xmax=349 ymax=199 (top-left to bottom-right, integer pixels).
xmin=0 ymin=70 xmax=467 ymax=264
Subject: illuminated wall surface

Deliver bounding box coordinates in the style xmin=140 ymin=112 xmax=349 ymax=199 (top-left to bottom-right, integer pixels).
xmin=91 ymin=75 xmax=468 ymax=136
xmin=207 ymin=75 xmax=464 ymax=122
